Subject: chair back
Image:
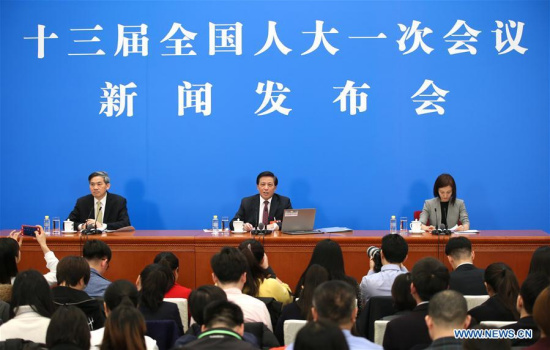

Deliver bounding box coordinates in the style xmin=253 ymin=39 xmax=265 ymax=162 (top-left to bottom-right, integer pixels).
xmin=145 ymin=320 xmax=180 ymax=350
xmin=257 ymin=296 xmax=282 ymax=329
xmin=480 ymin=321 xmax=516 ymax=328
xmin=374 ymin=320 xmax=390 ymax=345
xmin=355 ymin=296 xmax=395 ymax=341
xmin=283 ymin=320 xmax=307 ymax=345
xmin=464 ymin=295 xmax=490 ymax=310
xmin=164 ymin=298 xmax=189 ymax=332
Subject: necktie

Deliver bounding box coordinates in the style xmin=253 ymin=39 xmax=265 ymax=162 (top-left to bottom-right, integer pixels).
xmin=263 ymin=201 xmax=269 ymax=225
xmin=96 ymin=201 xmax=103 ymax=224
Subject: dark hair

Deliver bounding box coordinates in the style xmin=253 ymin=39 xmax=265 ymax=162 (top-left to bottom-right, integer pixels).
xmin=88 ymin=171 xmax=110 ymax=184
xmin=484 ymin=262 xmax=520 ymax=320
xmin=428 ymin=290 xmax=468 ymax=328
xmin=11 ymin=269 xmax=55 ymax=318
xmin=154 ymin=252 xmax=179 ymax=271
xmin=56 ymin=256 xmax=90 ymax=286
xmin=100 ymin=305 xmax=146 ymax=350
xmin=104 ymin=279 xmax=139 ymax=311
xmin=433 ymin=173 xmax=457 ymax=205
xmin=238 ymin=241 xmax=267 ymax=297
xmin=0 ymin=237 xmax=19 ymax=284
xmin=313 ymin=280 xmax=356 ymax=326
xmin=294 ymin=319 xmax=350 ymax=350
xmin=391 ymin=272 xmax=416 ymax=312
xmin=188 ymin=285 xmax=227 ymax=326
xmin=256 ymin=171 xmax=278 ymax=186
xmin=139 ymin=263 xmax=174 ymax=312
xmin=296 ymin=264 xmax=330 ymax=320
xmin=528 ymin=246 xmax=550 ymax=278
xmin=295 ymin=239 xmax=348 ymax=293
xmin=203 ymin=300 xmax=244 ymax=329
xmin=462 ymin=325 xmax=512 ymax=350
xmin=381 ymin=234 xmax=408 ymax=263
xmin=210 ymin=247 xmax=248 ymax=284
xmin=411 ymin=257 xmax=449 ymax=302
xmin=533 ymin=286 xmax=550 ymax=337
xmin=238 ymin=239 xmax=264 ymax=264
xmin=519 ymin=272 xmax=549 ymax=315
xmin=46 ymin=305 xmax=91 ymax=349
xmin=83 ymin=239 xmax=112 ymax=262
xmin=445 ymin=236 xmax=472 ymax=259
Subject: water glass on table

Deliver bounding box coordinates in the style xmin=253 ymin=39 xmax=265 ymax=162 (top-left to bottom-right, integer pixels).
xmin=400 ymin=217 xmax=408 ymax=233
xmin=221 ymin=216 xmax=229 ymax=231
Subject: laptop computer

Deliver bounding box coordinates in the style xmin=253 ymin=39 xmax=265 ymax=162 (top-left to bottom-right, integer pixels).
xmin=281 ymin=208 xmax=323 ymax=235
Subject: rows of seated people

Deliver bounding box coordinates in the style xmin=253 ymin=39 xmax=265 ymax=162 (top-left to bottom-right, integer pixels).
xmin=0 ymin=226 xmax=549 ymax=350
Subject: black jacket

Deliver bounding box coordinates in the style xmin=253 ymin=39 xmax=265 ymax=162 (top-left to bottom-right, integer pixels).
xmin=178 ymin=328 xmax=258 ymax=350
xmin=51 ymin=286 xmax=104 ymax=330
xmin=468 ymin=295 xmax=517 ymax=323
xmin=230 ymin=194 xmax=292 ymax=230
xmin=68 ymin=192 xmax=130 ymax=230
xmin=449 ymin=264 xmax=487 ymax=296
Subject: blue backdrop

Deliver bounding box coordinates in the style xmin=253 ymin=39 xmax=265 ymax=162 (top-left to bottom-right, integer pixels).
xmin=1 ymin=0 xmax=549 ymax=231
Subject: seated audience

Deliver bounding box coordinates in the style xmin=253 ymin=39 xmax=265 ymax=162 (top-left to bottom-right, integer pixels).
xmin=383 ymin=257 xmax=450 ymax=350
xmin=210 ymin=247 xmax=272 ymax=330
xmin=287 ymin=280 xmax=381 ymax=350
xmin=153 ymin=252 xmax=191 ymax=299
xmin=382 ymin=272 xmax=416 ymax=321
xmin=360 ymin=234 xmax=408 ymax=304
xmin=294 ymin=319 xmax=349 ymax=350
xmin=238 ymin=239 xmax=292 ymax=305
xmin=137 ymin=264 xmax=183 ymax=335
xmin=502 ymin=273 xmax=550 ymax=347
xmin=468 ymin=262 xmax=519 ymax=323
xmin=275 ymin=264 xmax=329 ymax=344
xmin=526 ymin=286 xmax=550 ymax=350
xmin=528 ymin=246 xmax=550 ymax=278
xmin=91 ymin=280 xmax=158 ymax=350
xmin=424 ymin=290 xmax=471 ymax=350
xmin=445 ymin=236 xmax=487 ymax=295
xmin=0 ymin=269 xmax=55 ymax=344
xmin=101 ymin=304 xmax=147 ymax=350
xmin=294 ymin=239 xmax=363 ymax=313
xmin=46 ymin=305 xmax=91 ymax=350
xmin=176 ymin=300 xmax=257 ymax=350
xmin=83 ymin=240 xmax=112 ymax=298
xmin=52 ymin=256 xmax=105 ymax=331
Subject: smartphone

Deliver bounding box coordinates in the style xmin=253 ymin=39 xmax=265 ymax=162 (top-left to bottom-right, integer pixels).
xmin=21 ymin=225 xmax=39 ymax=237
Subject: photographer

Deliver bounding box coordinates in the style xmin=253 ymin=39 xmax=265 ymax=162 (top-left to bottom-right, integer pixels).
xmin=360 ymin=234 xmax=408 ymax=305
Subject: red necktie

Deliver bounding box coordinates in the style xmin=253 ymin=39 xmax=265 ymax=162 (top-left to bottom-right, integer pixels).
xmin=263 ymin=201 xmax=269 ymax=225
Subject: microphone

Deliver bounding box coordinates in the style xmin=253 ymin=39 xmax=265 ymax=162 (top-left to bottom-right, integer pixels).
xmin=258 ymin=222 xmax=265 ymax=235
xmin=85 ymin=205 xmax=103 ymax=235
xmin=81 ymin=202 xmax=96 ymax=234
xmin=431 ymin=208 xmax=440 ymax=235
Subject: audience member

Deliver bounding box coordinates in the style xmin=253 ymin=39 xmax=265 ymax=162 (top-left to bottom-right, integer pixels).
xmin=445 ymin=236 xmax=487 ymax=295
xmin=46 ymin=305 xmax=91 ymax=350
xmin=360 ymin=234 xmax=408 ymax=304
xmin=501 ymin=272 xmax=549 ymax=347
xmin=91 ymin=280 xmax=158 ymax=350
xmin=275 ymin=264 xmax=329 ymax=344
xmin=153 ymin=252 xmax=191 ymax=299
xmin=238 ymin=240 xmax=292 ymax=305
xmin=528 ymin=246 xmax=550 ymax=278
xmin=176 ymin=301 xmax=257 ymax=350
xmin=83 ymin=240 xmax=112 ymax=298
xmin=137 ymin=264 xmax=183 ymax=335
xmin=294 ymin=239 xmax=363 ymax=312
xmin=383 ymin=257 xmax=450 ymax=350
xmin=100 ymin=304 xmax=147 ymax=350
xmin=0 ymin=269 xmax=55 ymax=344
xmin=424 ymin=290 xmax=470 ymax=350
xmin=52 ymin=256 xmax=105 ymax=331
xmin=294 ymin=319 xmax=350 ymax=350
xmin=468 ymin=262 xmax=519 ymax=323
xmin=210 ymin=247 xmax=272 ymax=330
xmin=525 ymin=286 xmax=550 ymax=349
xmin=382 ymin=272 xmax=416 ymax=321
xmin=288 ymin=280 xmax=381 ymax=350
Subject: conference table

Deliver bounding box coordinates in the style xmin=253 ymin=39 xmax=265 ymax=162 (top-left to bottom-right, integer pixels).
xmin=2 ymin=229 xmax=548 ymax=292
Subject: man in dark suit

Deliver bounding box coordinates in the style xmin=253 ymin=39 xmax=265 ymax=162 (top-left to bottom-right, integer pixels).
xmin=383 ymin=257 xmax=450 ymax=350
xmin=445 ymin=237 xmax=487 ymax=295
xmin=230 ymin=171 xmax=292 ymax=231
xmin=68 ymin=171 xmax=130 ymax=231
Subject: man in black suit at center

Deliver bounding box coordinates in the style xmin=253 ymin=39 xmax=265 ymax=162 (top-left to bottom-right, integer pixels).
xmin=230 ymin=171 xmax=292 ymax=232
xmin=68 ymin=171 xmax=130 ymax=231
xmin=445 ymin=237 xmax=487 ymax=296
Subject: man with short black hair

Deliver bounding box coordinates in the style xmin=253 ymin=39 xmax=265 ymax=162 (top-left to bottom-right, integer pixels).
xmin=211 ymin=247 xmax=272 ymax=330
xmin=424 ymin=290 xmax=471 ymax=350
xmin=83 ymin=239 xmax=112 ymax=297
xmin=445 ymin=236 xmax=486 ymax=295
xmin=230 ymin=171 xmax=292 ymax=231
xmin=51 ymin=256 xmax=105 ymax=330
xmin=360 ymin=234 xmax=409 ymax=304
xmin=383 ymin=257 xmax=450 ymax=350
xmin=68 ymin=171 xmax=130 ymax=231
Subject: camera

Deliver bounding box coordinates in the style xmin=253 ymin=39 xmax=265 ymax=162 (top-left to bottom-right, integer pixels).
xmin=367 ymin=246 xmax=383 ymax=273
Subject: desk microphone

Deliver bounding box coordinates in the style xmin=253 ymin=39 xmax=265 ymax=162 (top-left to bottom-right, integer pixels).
xmin=431 ymin=208 xmax=441 ymax=235
xmin=84 ymin=206 xmax=103 ymax=235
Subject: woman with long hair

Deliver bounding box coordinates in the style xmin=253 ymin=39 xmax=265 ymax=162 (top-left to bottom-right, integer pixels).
xmin=100 ymin=305 xmax=147 ymax=350
xmin=46 ymin=305 xmax=91 ymax=350
xmin=528 ymin=246 xmax=550 ymax=278
xmin=153 ymin=252 xmax=191 ymax=299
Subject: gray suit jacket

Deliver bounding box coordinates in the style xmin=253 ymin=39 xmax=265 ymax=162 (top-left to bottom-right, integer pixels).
xmin=419 ymin=197 xmax=469 ymax=228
